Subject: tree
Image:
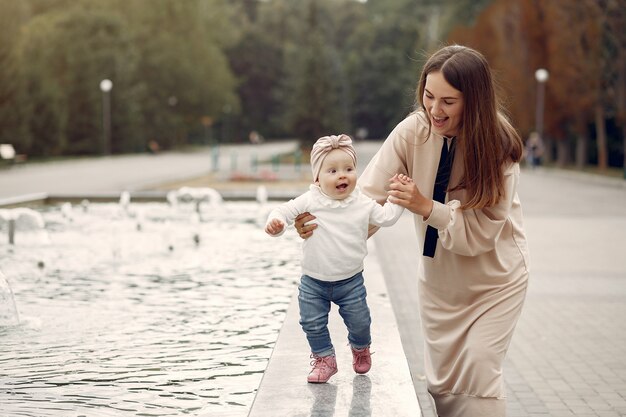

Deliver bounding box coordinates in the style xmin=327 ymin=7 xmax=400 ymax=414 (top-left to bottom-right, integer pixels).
xmin=599 ymin=0 xmax=626 ymax=173
xmin=124 ymin=0 xmax=241 ymax=146
xmin=17 ymin=13 xmax=68 ymax=156
xmin=344 ymin=0 xmax=423 ymax=139
xmin=0 ymin=0 xmax=30 ymax=148
xmin=0 ymin=0 xmax=242 ymax=157
xmin=448 ymin=0 xmax=607 ymax=169
xmin=226 ymin=12 xmax=285 ymax=139
xmin=17 ymin=5 xmax=142 ymax=155
xmin=279 ymin=0 xmax=350 ymax=144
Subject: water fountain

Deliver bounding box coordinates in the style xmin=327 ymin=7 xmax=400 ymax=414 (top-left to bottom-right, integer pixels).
xmin=0 ymin=270 xmax=19 ymax=326
xmin=0 ymin=207 xmax=47 ymax=245
xmin=256 ymin=185 xmax=268 ymax=205
xmin=172 ymin=186 xmax=224 ymax=213
xmin=0 ymin=189 xmax=300 ymax=417
xmin=119 ymin=190 xmax=131 ymax=213
xmin=60 ymin=202 xmax=74 ymax=223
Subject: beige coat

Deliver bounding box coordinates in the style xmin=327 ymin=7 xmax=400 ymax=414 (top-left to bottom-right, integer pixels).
xmin=360 ymin=111 xmax=529 ymax=417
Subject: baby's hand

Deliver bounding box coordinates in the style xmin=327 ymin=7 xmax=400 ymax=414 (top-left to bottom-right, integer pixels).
xmin=390 ymin=173 xmax=414 ymax=185
xmin=265 ymin=219 xmax=285 ymax=236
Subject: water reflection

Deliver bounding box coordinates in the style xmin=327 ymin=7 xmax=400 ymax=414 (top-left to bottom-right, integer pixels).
xmin=0 ymin=201 xmax=299 ymax=416
xmin=306 ymin=375 xmax=373 ymax=417
xmin=308 ymin=383 xmax=338 ymax=417
xmin=349 ymin=375 xmax=372 ymax=417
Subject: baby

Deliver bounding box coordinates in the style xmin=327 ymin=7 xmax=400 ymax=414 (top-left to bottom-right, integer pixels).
xmin=265 ymin=134 xmax=410 ymax=383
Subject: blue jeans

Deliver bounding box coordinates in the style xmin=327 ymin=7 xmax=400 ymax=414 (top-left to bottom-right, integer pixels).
xmin=298 ymin=272 xmax=372 ymax=357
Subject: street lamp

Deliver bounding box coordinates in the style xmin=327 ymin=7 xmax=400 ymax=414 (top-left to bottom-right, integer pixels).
xmin=534 ymin=68 xmax=549 ymax=138
xmin=99 ymin=79 xmax=113 ymax=155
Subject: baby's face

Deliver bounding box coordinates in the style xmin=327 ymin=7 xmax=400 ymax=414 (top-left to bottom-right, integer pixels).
xmin=317 ymin=149 xmax=357 ymax=200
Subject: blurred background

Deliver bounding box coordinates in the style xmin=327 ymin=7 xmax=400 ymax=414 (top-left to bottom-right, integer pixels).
xmin=0 ymin=0 xmax=624 ymax=175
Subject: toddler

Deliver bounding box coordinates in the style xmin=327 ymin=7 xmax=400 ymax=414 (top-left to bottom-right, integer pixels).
xmin=265 ymin=134 xmax=409 ymax=383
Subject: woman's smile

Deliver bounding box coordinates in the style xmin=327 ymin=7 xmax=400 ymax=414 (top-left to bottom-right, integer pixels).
xmin=431 ymin=115 xmax=449 ymax=129
xmin=423 ymin=71 xmax=463 ymax=137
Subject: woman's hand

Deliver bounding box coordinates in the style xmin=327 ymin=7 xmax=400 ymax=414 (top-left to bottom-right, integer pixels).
xmin=388 ymin=174 xmax=434 ymax=219
xmin=294 ymin=212 xmax=317 ymax=239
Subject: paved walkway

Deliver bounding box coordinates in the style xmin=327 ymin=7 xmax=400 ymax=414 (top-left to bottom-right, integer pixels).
xmin=2 ymin=143 xmax=626 ymax=416
xmin=0 ymin=141 xmax=301 ymax=200
xmin=375 ymin=168 xmax=626 ymax=417
xmin=505 ymin=168 xmax=626 ymax=417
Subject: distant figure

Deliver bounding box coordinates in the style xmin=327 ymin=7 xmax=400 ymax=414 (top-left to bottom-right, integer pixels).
xmin=249 ymin=130 xmax=263 ymax=144
xmin=355 ymin=127 xmax=368 ymax=141
xmin=148 ymin=140 xmax=160 ymax=154
xmin=264 ymin=134 xmax=408 ymax=384
xmin=525 ymin=131 xmax=544 ymax=168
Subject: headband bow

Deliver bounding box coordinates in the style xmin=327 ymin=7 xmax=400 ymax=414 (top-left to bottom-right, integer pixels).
xmin=310 ymin=134 xmax=357 ymax=182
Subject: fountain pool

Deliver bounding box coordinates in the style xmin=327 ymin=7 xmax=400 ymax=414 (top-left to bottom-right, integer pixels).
xmin=0 ymin=200 xmax=300 ymax=417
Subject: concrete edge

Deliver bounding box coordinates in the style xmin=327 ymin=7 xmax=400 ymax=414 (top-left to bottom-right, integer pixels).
xmin=0 ymin=192 xmax=49 ymax=208
xmin=247 ymin=240 xmax=421 ymax=417
xmin=0 ymin=190 xmax=304 ymax=208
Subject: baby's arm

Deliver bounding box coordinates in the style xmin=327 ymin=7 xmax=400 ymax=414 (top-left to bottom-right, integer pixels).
xmin=264 ymin=192 xmax=311 ymax=237
xmin=368 ymin=174 xmax=413 ymax=227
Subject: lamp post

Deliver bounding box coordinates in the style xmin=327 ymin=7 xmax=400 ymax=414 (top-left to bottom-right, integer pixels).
xmin=99 ymin=79 xmax=113 ymax=155
xmin=534 ymin=69 xmax=549 ymax=138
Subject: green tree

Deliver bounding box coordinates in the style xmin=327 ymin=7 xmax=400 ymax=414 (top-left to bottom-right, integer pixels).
xmin=258 ymin=0 xmax=422 ymax=143
xmin=124 ymin=0 xmax=240 ymax=147
xmin=17 ymin=13 xmax=68 ymax=156
xmin=18 ymin=5 xmax=142 ymax=155
xmin=276 ymin=0 xmax=350 ymax=144
xmin=344 ymin=0 xmax=422 ymax=139
xmin=0 ymin=0 xmax=30 ymax=148
xmin=227 ymin=26 xmax=285 ymax=139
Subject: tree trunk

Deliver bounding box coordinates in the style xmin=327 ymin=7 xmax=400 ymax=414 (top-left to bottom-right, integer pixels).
xmin=542 ymin=137 xmax=553 ymax=165
xmin=594 ymin=104 xmax=608 ymax=171
xmin=576 ymin=134 xmax=588 ymax=170
xmin=623 ymin=128 xmax=626 ymax=179
xmin=556 ymin=139 xmax=570 ymax=167
xmin=616 ymin=40 xmax=626 ymax=178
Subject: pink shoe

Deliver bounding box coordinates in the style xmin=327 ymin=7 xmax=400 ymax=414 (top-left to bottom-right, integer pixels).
xmin=307 ymin=354 xmax=338 ymax=383
xmin=351 ymin=346 xmax=372 ymax=374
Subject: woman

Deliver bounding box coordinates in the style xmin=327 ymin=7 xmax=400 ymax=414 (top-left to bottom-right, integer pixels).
xmin=296 ymin=45 xmax=529 ymax=416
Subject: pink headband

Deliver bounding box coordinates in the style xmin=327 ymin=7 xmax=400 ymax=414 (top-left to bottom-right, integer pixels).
xmin=310 ymin=134 xmax=357 ymax=182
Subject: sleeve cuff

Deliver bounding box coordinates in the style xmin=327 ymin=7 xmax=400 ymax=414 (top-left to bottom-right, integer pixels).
xmin=423 ymin=200 xmax=454 ymax=230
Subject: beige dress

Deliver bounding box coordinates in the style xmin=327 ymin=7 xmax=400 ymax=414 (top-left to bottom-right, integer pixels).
xmin=359 ymin=111 xmax=529 ymax=417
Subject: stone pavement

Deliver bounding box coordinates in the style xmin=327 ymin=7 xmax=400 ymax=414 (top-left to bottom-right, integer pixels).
xmin=0 ymin=141 xmax=302 ymax=200
xmin=504 ymin=169 xmax=626 ymax=417
xmin=2 ymin=143 xmax=626 ymax=416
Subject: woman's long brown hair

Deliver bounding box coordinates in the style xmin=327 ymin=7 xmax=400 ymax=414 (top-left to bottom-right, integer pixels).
xmin=416 ymin=45 xmax=523 ymax=209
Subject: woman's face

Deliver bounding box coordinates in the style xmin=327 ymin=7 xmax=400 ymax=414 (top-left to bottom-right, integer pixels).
xmin=423 ymin=71 xmax=464 ymax=137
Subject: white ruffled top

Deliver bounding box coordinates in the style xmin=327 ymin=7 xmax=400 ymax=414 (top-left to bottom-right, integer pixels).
xmin=266 ymin=184 xmax=404 ymax=281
